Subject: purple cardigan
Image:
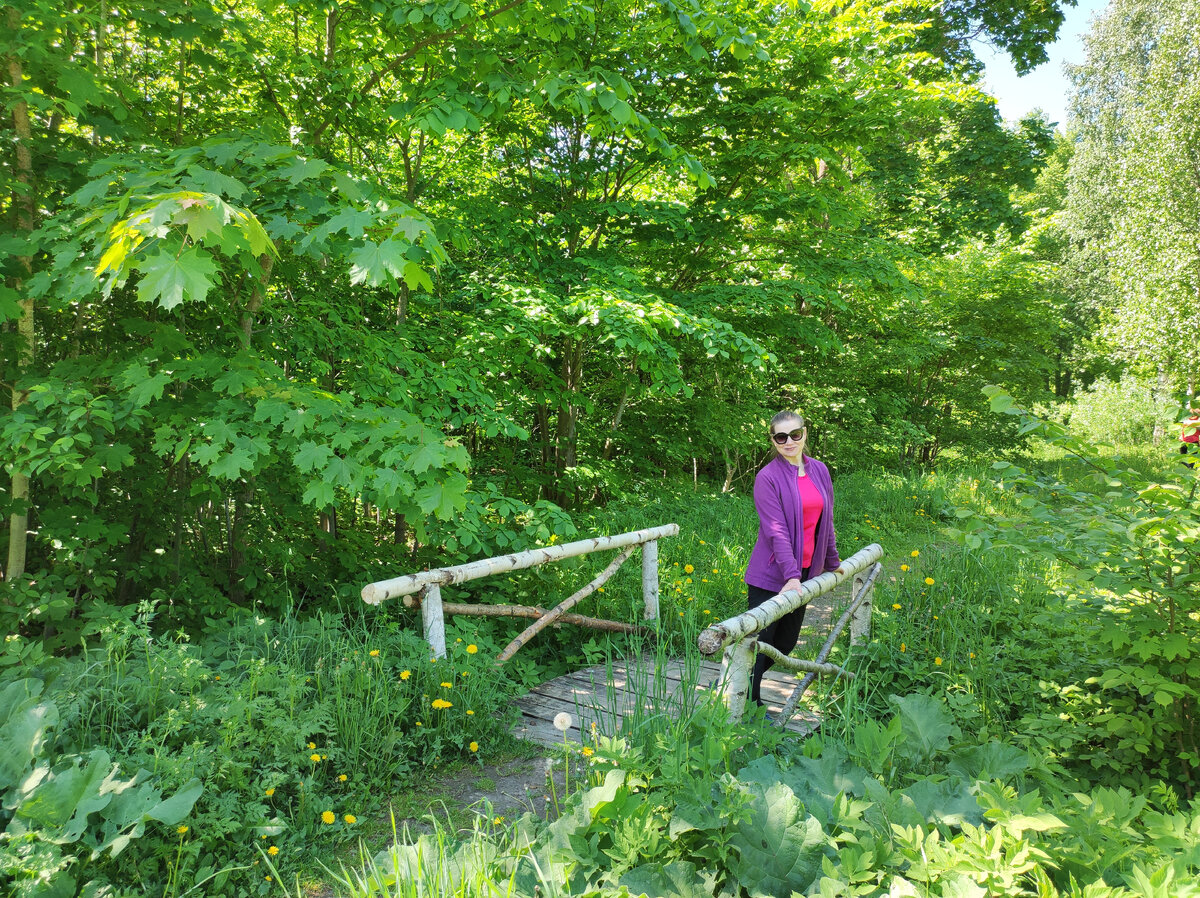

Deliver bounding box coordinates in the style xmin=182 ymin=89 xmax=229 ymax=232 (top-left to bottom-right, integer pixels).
xmin=744 ymin=454 xmax=841 ymax=592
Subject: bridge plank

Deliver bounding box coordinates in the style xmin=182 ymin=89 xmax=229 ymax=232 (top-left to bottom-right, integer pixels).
xmin=511 ymin=656 xmax=821 ymax=748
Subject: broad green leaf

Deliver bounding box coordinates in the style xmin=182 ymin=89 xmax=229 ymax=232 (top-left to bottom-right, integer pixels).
xmin=0 ymin=680 xmax=54 ymax=791
xmin=135 ymin=246 xmax=218 ymax=309
xmin=349 ymin=239 xmax=407 ymax=287
xmin=727 ymin=781 xmax=828 ymax=897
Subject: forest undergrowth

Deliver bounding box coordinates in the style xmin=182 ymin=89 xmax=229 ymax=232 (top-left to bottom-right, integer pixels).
xmin=5 ymin=415 xmax=1200 ymax=897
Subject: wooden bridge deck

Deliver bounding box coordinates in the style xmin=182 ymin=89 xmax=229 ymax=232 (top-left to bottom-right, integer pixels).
xmin=511 ymin=577 xmax=858 ymax=747
xmin=510 ymin=657 xmax=824 ymax=746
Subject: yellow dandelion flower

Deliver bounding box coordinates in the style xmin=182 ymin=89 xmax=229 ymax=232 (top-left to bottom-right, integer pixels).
xmin=308 ymin=742 xmax=316 ymax=749
xmin=684 ymin=564 xmax=694 ymax=574
xmin=344 ymin=814 xmax=357 ymax=824
xmin=900 ymin=564 xmax=909 ymax=572
xmin=582 ymin=746 xmax=594 ymax=757
xmin=310 ymin=753 xmax=321 ymax=763
xmin=469 ymin=741 xmax=479 ymax=752
xmin=321 ymin=754 xmax=327 ymax=760
xmin=416 ymin=721 xmax=422 ymax=726
xmin=900 ymin=643 xmax=906 ymax=652
xmin=925 ymin=577 xmax=935 ymax=586
xmin=268 ymin=845 xmax=279 ymax=856
xmin=441 ymin=681 xmax=453 ymax=688
xmin=432 ymin=698 xmax=452 ymax=710
xmin=466 ymin=644 xmax=478 ymax=654
xmin=712 ymin=568 xmax=718 ymax=573
xmin=892 ymin=603 xmax=901 ymax=610
xmin=369 ymin=649 xmax=380 ymax=657
xmin=597 ymin=587 xmax=605 ymax=593
xmin=265 ymin=787 xmax=275 ymax=797
xmin=176 ymin=825 xmax=189 ymax=835
xmin=400 ymin=670 xmax=411 ymax=680
xmin=338 ymin=774 xmax=347 ymax=782
xmin=266 ymin=875 xmax=273 ymax=882
xmin=467 ymin=709 xmax=474 ymax=715
xmin=970 ymin=652 xmax=976 ymax=659
xmin=321 ymin=811 xmax=335 ymax=825
xmin=703 ymin=609 xmax=711 ymax=615
xmin=494 ymin=816 xmax=505 ymax=824
xmin=911 ymin=550 xmax=919 ymax=557
xmin=934 ymin=657 xmax=943 ymax=666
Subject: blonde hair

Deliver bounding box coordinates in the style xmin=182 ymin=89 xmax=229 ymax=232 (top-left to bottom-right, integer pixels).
xmin=769 ymin=410 xmax=805 ymax=434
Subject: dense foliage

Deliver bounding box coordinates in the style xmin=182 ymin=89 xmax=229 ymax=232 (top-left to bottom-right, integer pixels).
xmin=5 ymin=0 xmax=1200 ymax=894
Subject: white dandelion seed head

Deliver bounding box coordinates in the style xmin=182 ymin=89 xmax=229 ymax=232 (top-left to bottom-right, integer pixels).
xmin=553 ymin=712 xmax=573 ymax=732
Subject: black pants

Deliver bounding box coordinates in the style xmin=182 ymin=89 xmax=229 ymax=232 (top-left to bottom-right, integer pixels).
xmin=748 ymin=571 xmax=808 ymax=706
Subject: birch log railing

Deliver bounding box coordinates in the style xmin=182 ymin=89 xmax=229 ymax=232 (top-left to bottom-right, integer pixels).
xmin=696 ymin=542 xmax=884 ymax=726
xmin=361 ymin=524 xmax=678 ymax=664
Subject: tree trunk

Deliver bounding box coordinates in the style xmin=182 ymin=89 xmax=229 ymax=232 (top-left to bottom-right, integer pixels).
xmin=5 ymin=6 xmax=36 ymax=582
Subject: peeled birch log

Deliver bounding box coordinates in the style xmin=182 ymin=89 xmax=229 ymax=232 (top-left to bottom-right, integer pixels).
xmin=697 ymin=543 xmax=883 ymax=656
xmin=362 ymin=523 xmax=679 ymax=605
xmin=755 ymin=642 xmax=854 ymax=679
xmin=401 ymin=596 xmax=649 ymax=634
xmin=495 ymin=546 xmax=636 ymax=664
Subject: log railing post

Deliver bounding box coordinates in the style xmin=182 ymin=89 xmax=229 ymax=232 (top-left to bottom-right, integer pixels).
xmin=850 ymin=567 xmax=875 ymax=647
xmin=720 ymin=636 xmax=756 ymax=720
xmin=641 ymin=539 xmax=659 ymax=621
xmin=422 ymin=583 xmax=446 ymax=659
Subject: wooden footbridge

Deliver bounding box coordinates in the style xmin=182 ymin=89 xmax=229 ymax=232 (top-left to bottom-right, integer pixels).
xmin=362 ymin=525 xmax=882 ymax=748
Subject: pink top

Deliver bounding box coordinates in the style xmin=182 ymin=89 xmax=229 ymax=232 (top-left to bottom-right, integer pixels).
xmin=797 ymin=471 xmax=824 ymax=569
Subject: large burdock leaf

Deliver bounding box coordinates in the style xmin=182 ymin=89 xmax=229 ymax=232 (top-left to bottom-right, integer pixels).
xmin=621 ymin=860 xmax=718 ymax=898
xmin=0 ymin=679 xmax=56 ymax=791
xmin=727 ymin=781 xmax=829 ymax=898
xmin=890 ymin=694 xmax=960 ymax=764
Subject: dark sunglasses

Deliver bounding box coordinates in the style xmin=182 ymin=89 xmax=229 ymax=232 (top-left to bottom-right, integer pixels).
xmin=771 ymin=428 xmax=805 ymax=445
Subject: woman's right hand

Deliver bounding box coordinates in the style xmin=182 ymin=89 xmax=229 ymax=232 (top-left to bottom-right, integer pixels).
xmin=781 ymin=578 xmax=803 ymax=595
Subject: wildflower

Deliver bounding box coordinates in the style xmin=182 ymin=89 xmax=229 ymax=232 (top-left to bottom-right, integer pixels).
xmin=703 ymin=609 xmax=711 ymax=615
xmin=432 ymin=698 xmax=452 ymax=710
xmin=466 ymin=644 xmax=478 ymax=654
xmin=416 ymin=721 xmax=422 ymax=726
xmin=344 ymin=814 xmax=357 ymax=824
xmin=177 ymin=825 xmax=189 ymax=835
xmin=321 ymin=754 xmax=327 ymax=760
xmin=440 ymin=682 xmax=453 ymax=688
xmin=582 ymin=746 xmax=594 ymax=757
xmin=215 ymin=675 xmax=220 ymax=681
xmin=469 ymin=741 xmax=479 ymax=752
xmin=494 ymin=816 xmax=505 ymax=824
xmin=266 ymin=876 xmax=273 ymax=882
xmin=265 ymin=787 xmax=275 ymax=797
xmin=911 ymin=550 xmax=919 ymax=557
xmin=925 ymin=577 xmax=935 ymax=586
xmin=684 ymin=564 xmax=694 ymax=574
xmin=400 ymin=670 xmax=411 ymax=680
xmin=310 ymin=753 xmax=321 ymax=763
xmin=934 ymin=657 xmax=943 ymax=666
xmin=553 ymin=712 xmax=573 ymax=732
xmin=321 ymin=811 xmax=335 ymax=825
xmin=900 ymin=643 xmax=906 ymax=652
xmin=933 ymin=615 xmax=939 ymax=620
xmin=699 ymin=540 xmax=706 ymax=544
xmin=338 ymin=774 xmax=347 ymax=782
xmin=892 ymin=603 xmax=901 ymax=610
xmin=369 ymin=649 xmax=380 ymax=657
xmin=456 ymin=637 xmax=462 ymax=643
xmin=597 ymin=587 xmax=605 ymax=593
xmin=970 ymin=652 xmax=976 ymax=659
xmin=268 ymin=845 xmax=279 ymax=856
xmin=712 ymin=568 xmax=718 ymax=573
xmin=467 ymin=709 xmax=475 ymax=715
xmin=900 ymin=564 xmax=909 ymax=572
xmin=308 ymin=742 xmax=316 ymax=749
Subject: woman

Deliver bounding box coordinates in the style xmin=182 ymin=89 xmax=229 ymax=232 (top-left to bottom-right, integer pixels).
xmin=743 ymin=410 xmax=843 ymax=708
